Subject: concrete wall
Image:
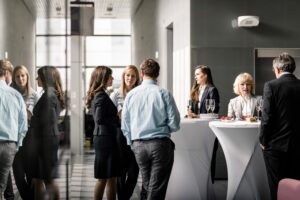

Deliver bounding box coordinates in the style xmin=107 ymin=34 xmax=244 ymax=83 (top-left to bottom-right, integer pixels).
xmin=0 ymin=0 xmax=35 ymax=82
xmin=133 ymin=0 xmax=300 ymax=116
xmin=191 ymin=0 xmax=300 ymax=115
xmin=132 ymin=0 xmax=191 ymax=115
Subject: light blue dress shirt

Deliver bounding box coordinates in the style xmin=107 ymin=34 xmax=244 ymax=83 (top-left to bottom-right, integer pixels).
xmin=0 ymin=80 xmax=27 ymax=147
xmin=121 ymin=79 xmax=180 ymax=145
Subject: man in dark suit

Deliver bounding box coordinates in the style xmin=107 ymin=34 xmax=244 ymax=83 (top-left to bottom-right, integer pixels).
xmin=260 ymin=52 xmax=300 ymax=200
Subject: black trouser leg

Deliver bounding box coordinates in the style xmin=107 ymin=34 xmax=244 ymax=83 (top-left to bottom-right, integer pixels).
xmin=117 ymin=146 xmax=139 ymax=200
xmin=263 ymin=150 xmax=289 ymax=200
xmin=13 ymin=149 xmax=32 ymax=200
xmin=4 ymin=172 xmax=14 ymax=200
xmin=210 ymin=138 xmax=219 ymax=183
xmin=123 ymin=149 xmax=139 ymax=200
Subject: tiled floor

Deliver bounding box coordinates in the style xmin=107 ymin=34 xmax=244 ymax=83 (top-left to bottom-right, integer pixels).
xmin=12 ymin=148 xmax=226 ymax=200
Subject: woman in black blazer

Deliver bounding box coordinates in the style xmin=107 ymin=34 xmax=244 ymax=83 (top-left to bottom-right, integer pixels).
xmin=28 ymin=66 xmax=64 ymax=200
xmin=187 ymin=65 xmax=220 ymax=117
xmin=86 ymin=66 xmax=120 ymax=200
xmin=187 ymin=65 xmax=220 ymax=183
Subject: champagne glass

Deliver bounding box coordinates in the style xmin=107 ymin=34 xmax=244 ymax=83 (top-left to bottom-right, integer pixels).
xmin=205 ymin=99 xmax=210 ymax=113
xmin=209 ymin=99 xmax=215 ymax=113
xmin=256 ymin=99 xmax=263 ymax=121
xmin=197 ymin=101 xmax=201 ymax=115
xmin=187 ymin=100 xmax=192 ymax=111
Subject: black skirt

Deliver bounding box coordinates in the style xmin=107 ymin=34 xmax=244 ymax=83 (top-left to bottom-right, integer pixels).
xmin=25 ymin=134 xmax=59 ymax=180
xmin=94 ymin=135 xmax=121 ymax=179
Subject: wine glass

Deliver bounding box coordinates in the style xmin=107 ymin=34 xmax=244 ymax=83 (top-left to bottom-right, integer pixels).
xmin=197 ymin=101 xmax=201 ymax=115
xmin=205 ymin=99 xmax=210 ymax=113
xmin=256 ymin=99 xmax=263 ymax=121
xmin=187 ymin=100 xmax=192 ymax=111
xmin=209 ymin=99 xmax=215 ymax=113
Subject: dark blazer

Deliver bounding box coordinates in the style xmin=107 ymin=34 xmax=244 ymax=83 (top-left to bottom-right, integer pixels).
xmin=260 ymin=74 xmax=300 ymax=152
xmin=92 ymin=90 xmax=120 ymax=136
xmin=30 ymin=87 xmax=61 ymax=137
xmin=191 ymin=86 xmax=220 ymax=114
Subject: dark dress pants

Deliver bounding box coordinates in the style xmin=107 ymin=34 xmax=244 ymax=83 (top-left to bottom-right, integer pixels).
xmin=263 ymin=149 xmax=300 ymax=200
xmin=4 ymin=173 xmax=13 ymax=200
xmin=117 ymin=146 xmax=139 ymax=200
xmin=117 ymin=130 xmax=139 ymax=200
xmin=13 ymin=146 xmax=33 ymax=200
xmin=132 ymin=138 xmax=174 ymax=200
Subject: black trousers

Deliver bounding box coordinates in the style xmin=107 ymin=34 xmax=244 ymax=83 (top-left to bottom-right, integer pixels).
xmin=132 ymin=138 xmax=174 ymax=200
xmin=210 ymin=138 xmax=219 ymax=183
xmin=4 ymin=172 xmax=14 ymax=200
xmin=117 ymin=146 xmax=139 ymax=200
xmin=263 ymin=149 xmax=300 ymax=200
xmin=12 ymin=147 xmax=33 ymax=200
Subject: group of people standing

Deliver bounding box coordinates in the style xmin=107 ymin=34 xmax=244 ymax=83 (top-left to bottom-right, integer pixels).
xmin=86 ymin=59 xmax=180 ymax=200
xmin=1 ymin=52 xmax=299 ymax=200
xmin=186 ymin=53 xmax=300 ymax=200
xmin=0 ymin=60 xmax=64 ymax=200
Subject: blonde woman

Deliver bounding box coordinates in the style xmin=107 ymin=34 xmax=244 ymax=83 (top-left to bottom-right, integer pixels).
xmin=11 ymin=65 xmax=40 ymax=200
xmin=110 ymin=65 xmax=140 ymax=200
xmin=228 ymin=72 xmax=262 ymax=119
xmin=11 ymin=65 xmax=40 ymax=120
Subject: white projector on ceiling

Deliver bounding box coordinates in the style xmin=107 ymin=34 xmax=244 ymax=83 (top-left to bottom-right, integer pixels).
xmin=237 ymin=16 xmax=259 ymax=27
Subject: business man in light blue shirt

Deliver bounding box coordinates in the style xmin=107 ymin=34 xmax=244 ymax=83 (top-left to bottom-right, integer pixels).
xmin=122 ymin=59 xmax=180 ymax=200
xmin=0 ymin=60 xmax=27 ymax=199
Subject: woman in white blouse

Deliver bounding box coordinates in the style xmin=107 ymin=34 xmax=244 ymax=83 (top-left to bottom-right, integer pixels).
xmin=228 ymin=73 xmax=262 ymax=119
xmin=110 ymin=65 xmax=140 ymax=200
xmin=11 ymin=65 xmax=40 ymax=200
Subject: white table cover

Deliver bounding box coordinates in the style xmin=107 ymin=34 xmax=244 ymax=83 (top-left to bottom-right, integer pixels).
xmin=166 ymin=118 xmax=217 ymax=200
xmin=209 ymin=120 xmax=270 ymax=200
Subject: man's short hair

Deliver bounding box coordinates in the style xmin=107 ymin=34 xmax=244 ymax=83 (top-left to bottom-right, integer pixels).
xmin=273 ymin=52 xmax=296 ymax=73
xmin=0 ymin=60 xmax=13 ymax=76
xmin=140 ymin=59 xmax=160 ymax=78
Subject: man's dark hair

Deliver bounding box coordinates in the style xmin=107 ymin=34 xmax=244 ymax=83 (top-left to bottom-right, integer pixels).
xmin=140 ymin=59 xmax=160 ymax=78
xmin=273 ymin=52 xmax=296 ymax=73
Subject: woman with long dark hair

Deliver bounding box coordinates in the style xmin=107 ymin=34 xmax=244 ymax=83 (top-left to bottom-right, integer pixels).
xmin=29 ymin=66 xmax=64 ymax=200
xmin=86 ymin=66 xmax=120 ymax=200
xmin=187 ymin=65 xmax=220 ymax=118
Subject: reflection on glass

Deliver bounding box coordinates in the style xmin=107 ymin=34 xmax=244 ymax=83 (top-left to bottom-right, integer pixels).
xmin=86 ymin=36 xmax=131 ymax=66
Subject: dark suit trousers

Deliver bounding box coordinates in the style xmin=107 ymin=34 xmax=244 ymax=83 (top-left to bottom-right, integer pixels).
xmin=117 ymin=146 xmax=139 ymax=200
xmin=12 ymin=147 xmax=33 ymax=200
xmin=263 ymin=149 xmax=300 ymax=200
xmin=4 ymin=172 xmax=14 ymax=200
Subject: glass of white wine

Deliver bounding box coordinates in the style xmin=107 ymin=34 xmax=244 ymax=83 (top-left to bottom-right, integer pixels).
xmin=209 ymin=99 xmax=215 ymax=113
xmin=205 ymin=99 xmax=211 ymax=113
xmin=256 ymin=99 xmax=263 ymax=121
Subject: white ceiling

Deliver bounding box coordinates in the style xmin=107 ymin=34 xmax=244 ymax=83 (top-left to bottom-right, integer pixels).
xmin=22 ymin=0 xmax=142 ymax=19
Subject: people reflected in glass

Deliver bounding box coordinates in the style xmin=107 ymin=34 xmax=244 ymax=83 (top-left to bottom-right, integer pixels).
xmin=28 ymin=66 xmax=64 ymax=200
xmin=11 ymin=65 xmax=40 ymax=200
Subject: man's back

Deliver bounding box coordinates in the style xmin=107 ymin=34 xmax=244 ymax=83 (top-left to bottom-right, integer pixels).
xmin=265 ymin=74 xmax=300 ymax=151
xmin=122 ymin=79 xmax=180 ymax=143
xmin=0 ymin=80 xmax=27 ymax=143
